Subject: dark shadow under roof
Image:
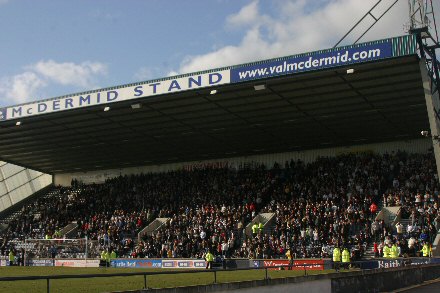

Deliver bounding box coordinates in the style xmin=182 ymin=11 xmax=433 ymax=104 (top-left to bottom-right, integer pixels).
xmin=0 ymin=55 xmax=430 ymax=174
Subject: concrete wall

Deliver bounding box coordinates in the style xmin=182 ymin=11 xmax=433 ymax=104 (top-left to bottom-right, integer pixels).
xmin=54 ymin=138 xmax=431 ymax=186
xmin=331 ymin=264 xmax=440 ymax=292
xmin=0 ymin=161 xmax=52 ymax=213
xmin=130 ymin=264 xmax=440 ymax=293
xmin=122 ymin=264 xmax=440 ymax=293
xmin=139 ymin=275 xmax=332 ymax=293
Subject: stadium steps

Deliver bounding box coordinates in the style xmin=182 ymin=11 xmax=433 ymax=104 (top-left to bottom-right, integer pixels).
xmin=399 ymin=218 xmax=412 ymax=233
xmin=137 ymin=217 xmax=170 ymax=241
xmin=363 ymin=245 xmax=376 ymax=259
xmin=244 ymin=213 xmax=275 ymax=239
xmin=363 ymin=199 xmax=384 ymax=259
xmin=59 ymin=221 xmax=78 ymax=238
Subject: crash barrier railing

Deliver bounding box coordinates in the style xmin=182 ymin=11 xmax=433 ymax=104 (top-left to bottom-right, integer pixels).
xmin=0 ymin=260 xmax=429 ymax=293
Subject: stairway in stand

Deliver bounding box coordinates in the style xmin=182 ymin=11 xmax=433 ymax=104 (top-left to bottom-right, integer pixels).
xmin=399 ymin=218 xmax=412 ymax=234
xmin=363 ymin=200 xmax=383 ymax=259
xmin=363 ymin=245 xmax=376 ymax=259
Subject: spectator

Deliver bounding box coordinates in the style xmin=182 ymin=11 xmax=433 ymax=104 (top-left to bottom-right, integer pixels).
xmin=369 ymin=202 xmax=378 ymax=218
xmin=1 ymin=151 xmax=438 ymax=261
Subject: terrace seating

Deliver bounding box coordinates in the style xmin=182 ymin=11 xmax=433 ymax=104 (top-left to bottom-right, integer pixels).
xmin=0 ymin=151 xmax=438 ymax=260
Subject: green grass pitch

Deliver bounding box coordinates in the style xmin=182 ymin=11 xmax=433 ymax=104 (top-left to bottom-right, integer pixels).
xmin=0 ymin=266 xmax=336 ymax=292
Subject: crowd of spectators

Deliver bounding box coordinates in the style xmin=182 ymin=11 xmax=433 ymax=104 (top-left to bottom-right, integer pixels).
xmin=0 ymin=150 xmax=439 ymax=261
xmin=371 ymin=153 xmax=440 ymax=258
xmin=237 ymin=154 xmax=384 ymax=260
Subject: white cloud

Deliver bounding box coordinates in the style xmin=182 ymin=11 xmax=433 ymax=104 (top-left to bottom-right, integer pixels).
xmin=0 ymin=72 xmax=46 ymax=104
xmin=166 ymin=70 xmax=179 ymax=77
xmin=177 ymin=0 xmax=414 ymax=74
xmin=0 ymin=60 xmax=107 ymax=106
xmin=226 ymin=0 xmax=261 ymax=28
xmin=29 ymin=60 xmax=107 ymax=88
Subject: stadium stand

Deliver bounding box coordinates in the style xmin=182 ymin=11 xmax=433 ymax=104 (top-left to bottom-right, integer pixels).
xmin=1 ymin=150 xmax=439 ymax=261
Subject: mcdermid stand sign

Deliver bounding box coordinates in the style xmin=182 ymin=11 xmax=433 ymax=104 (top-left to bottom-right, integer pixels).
xmin=0 ymin=35 xmax=415 ymax=122
xmin=0 ymin=70 xmax=229 ymax=121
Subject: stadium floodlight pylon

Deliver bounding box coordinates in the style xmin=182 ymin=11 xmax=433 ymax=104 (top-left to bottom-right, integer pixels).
xmin=335 ymin=0 xmax=440 ymax=114
xmin=409 ymin=0 xmax=440 ymax=98
xmin=333 ymin=0 xmax=400 ymax=47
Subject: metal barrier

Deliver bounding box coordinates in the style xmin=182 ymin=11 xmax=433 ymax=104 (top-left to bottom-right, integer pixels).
xmin=0 ymin=260 xmax=426 ymax=293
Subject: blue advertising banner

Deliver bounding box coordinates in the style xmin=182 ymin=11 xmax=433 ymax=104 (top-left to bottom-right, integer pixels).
xmin=230 ymin=41 xmax=392 ymax=83
xmin=27 ymin=259 xmax=53 ymax=267
xmin=429 ymin=257 xmax=440 ymax=264
xmin=377 ymin=258 xmax=431 ymax=268
xmin=162 ymin=259 xmax=206 ymax=269
xmin=358 ymin=260 xmax=378 ymax=270
xmin=111 ymin=259 xmax=162 ymax=268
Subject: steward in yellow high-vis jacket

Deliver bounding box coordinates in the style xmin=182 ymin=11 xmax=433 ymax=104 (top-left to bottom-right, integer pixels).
xmin=333 ymin=246 xmax=341 ymax=272
xmin=342 ymin=247 xmax=350 ymax=269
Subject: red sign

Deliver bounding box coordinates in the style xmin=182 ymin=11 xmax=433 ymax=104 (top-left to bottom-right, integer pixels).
xmin=294 ymin=259 xmax=324 ymax=270
xmin=54 ymin=259 xmax=100 ymax=268
xmin=263 ymin=259 xmax=324 ymax=270
xmin=263 ymin=260 xmax=289 ymax=270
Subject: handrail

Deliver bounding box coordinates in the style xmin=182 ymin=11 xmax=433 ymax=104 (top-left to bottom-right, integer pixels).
xmin=0 ymin=260 xmax=436 ymax=293
xmin=0 ymin=262 xmax=329 ymax=281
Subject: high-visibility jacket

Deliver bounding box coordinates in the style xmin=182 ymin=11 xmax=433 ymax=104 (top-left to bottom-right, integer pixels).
xmin=252 ymin=224 xmax=258 ymax=234
xmin=110 ymin=251 xmax=117 ymax=259
xmin=8 ymin=251 xmax=15 ymax=262
xmin=390 ymin=245 xmax=399 ymax=258
xmin=258 ymin=223 xmax=264 ymax=232
xmin=104 ymin=251 xmax=110 ymax=262
xmin=100 ymin=250 xmax=106 ymax=260
xmin=383 ymin=246 xmax=391 ymax=258
xmin=285 ymin=250 xmax=292 ymax=260
xmin=205 ymin=252 xmax=214 ymax=262
xmin=333 ymin=248 xmax=341 ymax=262
xmin=421 ymin=244 xmax=429 ymax=257
xmin=342 ymin=249 xmax=350 ymax=263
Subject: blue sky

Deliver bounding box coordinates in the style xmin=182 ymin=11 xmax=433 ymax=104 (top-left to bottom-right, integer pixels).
xmin=0 ymin=0 xmax=438 ymax=107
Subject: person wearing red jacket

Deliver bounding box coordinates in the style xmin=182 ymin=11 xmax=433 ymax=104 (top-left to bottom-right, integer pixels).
xmin=373 ymin=242 xmax=379 ymax=258
xmin=370 ymin=202 xmax=378 ymax=219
